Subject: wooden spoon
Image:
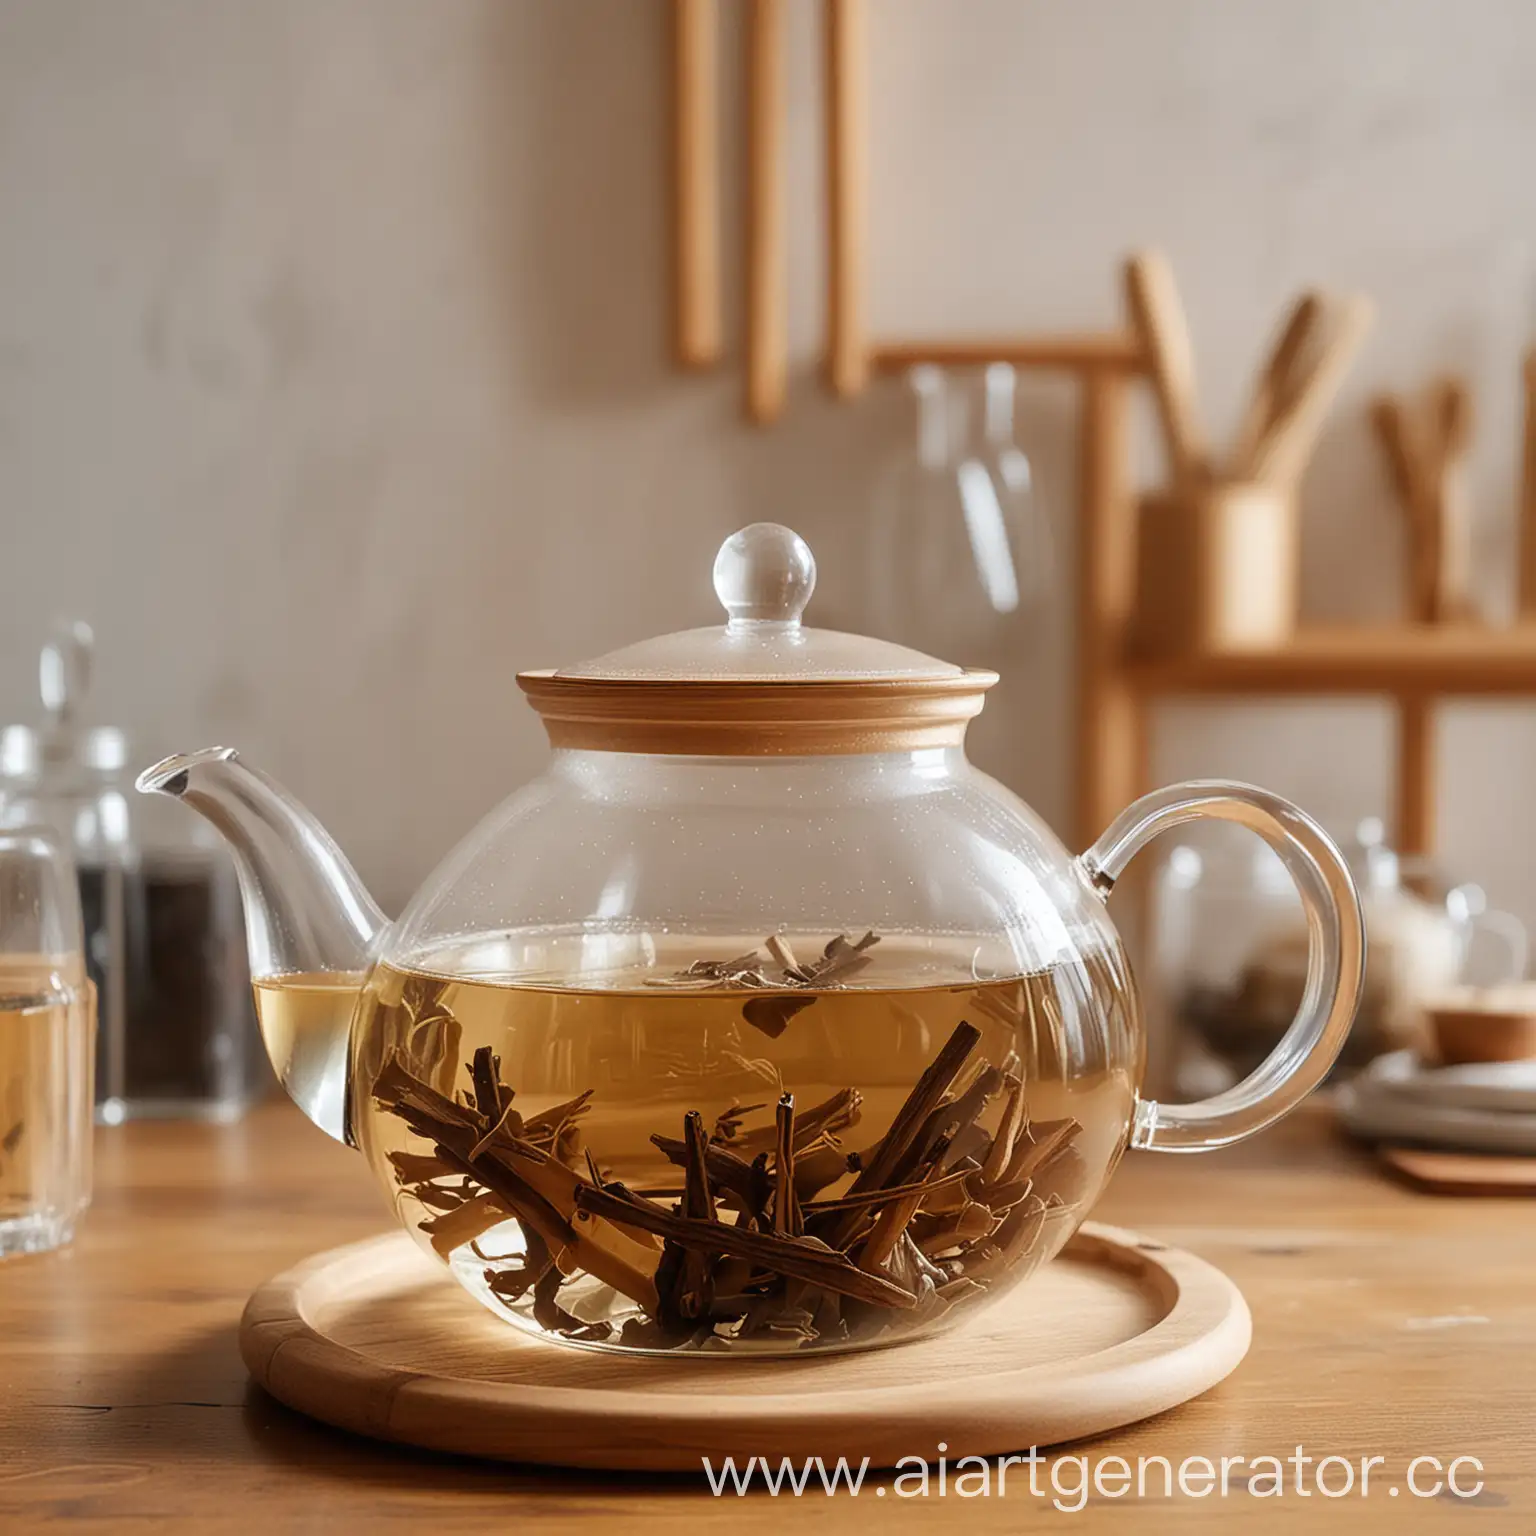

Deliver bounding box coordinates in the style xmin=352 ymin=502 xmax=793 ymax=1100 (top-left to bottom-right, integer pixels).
xmin=1227 ymin=291 xmax=1323 ymax=480
xmin=1249 ymin=293 xmax=1374 ymax=487
xmin=1123 ymin=250 xmax=1205 ymax=484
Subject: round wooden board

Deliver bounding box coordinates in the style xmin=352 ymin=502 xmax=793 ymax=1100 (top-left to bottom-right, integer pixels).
xmin=241 ymin=1222 xmax=1251 ymax=1471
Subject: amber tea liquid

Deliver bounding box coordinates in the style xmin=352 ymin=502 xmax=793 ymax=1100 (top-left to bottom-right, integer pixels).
xmin=255 ymin=934 xmax=1142 ymax=1351
xmin=0 ymin=964 xmax=95 ymax=1253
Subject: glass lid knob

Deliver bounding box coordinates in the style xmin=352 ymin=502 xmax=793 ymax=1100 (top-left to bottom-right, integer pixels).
xmin=712 ymin=523 xmax=816 ymax=630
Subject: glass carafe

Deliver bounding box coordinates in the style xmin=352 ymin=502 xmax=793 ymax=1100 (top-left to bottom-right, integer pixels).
xmin=1 ymin=623 xmax=262 ymax=1121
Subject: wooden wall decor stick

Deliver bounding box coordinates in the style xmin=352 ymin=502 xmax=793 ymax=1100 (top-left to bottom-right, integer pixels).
xmin=1227 ymin=293 xmax=1323 ymax=480
xmin=1123 ymin=251 xmax=1206 ymax=485
xmin=745 ymin=0 xmax=788 ymax=423
xmin=825 ymin=0 xmax=867 ymax=397
xmin=1520 ymin=349 xmax=1536 ymax=616
xmin=672 ymin=0 xmax=721 ymax=369
xmin=1248 ymin=294 xmax=1374 ymax=487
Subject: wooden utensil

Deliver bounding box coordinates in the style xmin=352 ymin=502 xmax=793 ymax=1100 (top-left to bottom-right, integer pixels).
xmin=1227 ymin=292 xmax=1324 ymax=480
xmin=672 ymin=0 xmax=721 ymax=370
xmin=1436 ymin=374 xmax=1474 ymax=458
xmin=1123 ymin=250 xmax=1206 ymax=485
xmin=1371 ymin=375 xmax=1475 ymax=623
xmin=745 ymin=0 xmax=786 ymax=423
xmin=1370 ymin=394 xmax=1438 ymax=619
xmin=1248 ymin=293 xmax=1375 ymax=487
xmin=1433 ymin=375 xmax=1475 ymax=620
xmin=1370 ymin=395 xmax=1424 ymax=523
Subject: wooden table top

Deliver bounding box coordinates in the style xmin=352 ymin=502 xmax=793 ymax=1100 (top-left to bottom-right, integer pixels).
xmin=1 ymin=1099 xmax=1531 ymax=1532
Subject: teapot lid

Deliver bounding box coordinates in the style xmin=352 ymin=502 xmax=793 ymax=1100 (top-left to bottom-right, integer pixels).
xmin=518 ymin=524 xmax=997 ymax=755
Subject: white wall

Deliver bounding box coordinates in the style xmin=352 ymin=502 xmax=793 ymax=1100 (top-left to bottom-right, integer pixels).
xmin=3 ymin=0 xmax=1536 ymax=922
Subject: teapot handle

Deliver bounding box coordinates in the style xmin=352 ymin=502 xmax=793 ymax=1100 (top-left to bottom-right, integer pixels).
xmin=1077 ymin=780 xmax=1365 ymax=1153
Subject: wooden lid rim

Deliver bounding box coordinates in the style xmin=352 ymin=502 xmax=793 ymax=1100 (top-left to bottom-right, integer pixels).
xmin=515 ymin=670 xmax=999 ymax=755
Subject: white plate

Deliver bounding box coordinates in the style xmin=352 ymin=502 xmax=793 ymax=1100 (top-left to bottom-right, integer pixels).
xmin=1337 ymin=1051 xmax=1536 ymax=1153
xmin=1359 ymin=1049 xmax=1536 ymax=1113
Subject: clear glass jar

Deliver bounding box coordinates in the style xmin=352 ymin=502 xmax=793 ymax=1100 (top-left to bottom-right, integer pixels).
xmin=140 ymin=525 xmax=1365 ymax=1358
xmin=1156 ymin=818 xmax=1526 ymax=1084
xmin=1 ymin=624 xmax=262 ymax=1122
xmin=0 ymin=825 xmax=95 ymax=1255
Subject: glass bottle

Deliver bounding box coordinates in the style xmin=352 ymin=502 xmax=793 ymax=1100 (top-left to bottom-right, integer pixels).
xmin=969 ymin=362 xmax=1052 ymax=613
xmin=868 ymin=366 xmax=1050 ymax=658
xmin=0 ymin=623 xmax=263 ymax=1121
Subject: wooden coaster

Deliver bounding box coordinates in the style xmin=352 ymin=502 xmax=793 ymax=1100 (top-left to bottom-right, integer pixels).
xmin=241 ymin=1223 xmax=1250 ymax=1471
xmin=1379 ymin=1145 xmax=1536 ymax=1196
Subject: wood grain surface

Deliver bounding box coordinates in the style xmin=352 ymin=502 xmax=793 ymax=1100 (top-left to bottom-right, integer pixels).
xmin=868 ymin=331 xmax=1144 ymax=375
xmin=1 ymin=1101 xmax=1532 ymax=1530
xmin=1379 ymin=1146 xmax=1536 ymax=1196
xmin=239 ymin=1224 xmax=1250 ymax=1468
xmin=1126 ymin=621 xmax=1536 ymax=695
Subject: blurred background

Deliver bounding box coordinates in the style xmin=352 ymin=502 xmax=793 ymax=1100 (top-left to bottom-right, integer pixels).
xmin=3 ymin=0 xmax=1536 ymax=923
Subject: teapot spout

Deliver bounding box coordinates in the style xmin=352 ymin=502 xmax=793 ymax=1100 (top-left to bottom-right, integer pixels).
xmin=136 ymin=746 xmax=385 ymax=1144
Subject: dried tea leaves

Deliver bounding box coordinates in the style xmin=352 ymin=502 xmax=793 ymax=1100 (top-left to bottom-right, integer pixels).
xmin=647 ymin=930 xmax=882 ymax=1037
xmin=374 ymin=995 xmax=1086 ymax=1353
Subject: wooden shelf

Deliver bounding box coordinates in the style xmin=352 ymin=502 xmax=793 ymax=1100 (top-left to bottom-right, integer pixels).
xmin=870 ymin=332 xmax=1144 ymax=375
xmin=1126 ymin=623 xmax=1536 ymax=696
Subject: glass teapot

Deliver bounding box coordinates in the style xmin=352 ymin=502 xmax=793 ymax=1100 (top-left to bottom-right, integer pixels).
xmin=137 ymin=524 xmax=1363 ymax=1357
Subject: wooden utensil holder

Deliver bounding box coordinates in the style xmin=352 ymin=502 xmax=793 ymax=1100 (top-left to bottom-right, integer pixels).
xmin=1132 ymin=480 xmax=1299 ymax=655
